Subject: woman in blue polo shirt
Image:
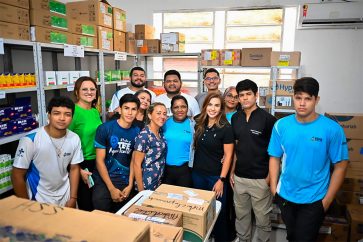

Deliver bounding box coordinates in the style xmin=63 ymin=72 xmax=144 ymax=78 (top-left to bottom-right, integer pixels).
xmin=163 ymin=95 xmax=195 ymax=187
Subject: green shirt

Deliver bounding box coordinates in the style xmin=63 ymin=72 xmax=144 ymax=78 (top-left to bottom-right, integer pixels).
xmin=69 ymin=105 xmax=102 ymax=160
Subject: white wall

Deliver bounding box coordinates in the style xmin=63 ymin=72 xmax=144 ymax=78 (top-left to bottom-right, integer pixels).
xmin=104 ymin=0 xmax=363 ymax=113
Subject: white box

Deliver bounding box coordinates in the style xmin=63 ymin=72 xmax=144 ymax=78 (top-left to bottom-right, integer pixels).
xmin=56 ymin=71 xmax=69 ymax=85
xmin=45 ymin=71 xmax=56 ymax=86
xmin=68 ymin=71 xmax=80 ymax=85
xmin=79 ymin=71 xmax=90 ymax=77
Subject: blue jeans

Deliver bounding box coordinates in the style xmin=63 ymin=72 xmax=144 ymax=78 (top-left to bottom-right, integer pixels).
xmin=192 ymin=170 xmax=231 ymax=242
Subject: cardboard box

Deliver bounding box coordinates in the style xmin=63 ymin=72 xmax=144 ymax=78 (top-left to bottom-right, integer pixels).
xmin=0 ymin=21 xmax=30 ymax=41
xmin=135 ymin=24 xmax=155 ymax=39
xmin=336 ymin=190 xmax=362 ymax=205
xmin=142 ymin=184 xmax=216 ymax=241
xmin=241 ymin=48 xmax=272 ymax=67
xmin=126 ymin=31 xmax=135 ymax=40
xmin=201 ymin=49 xmax=220 ymax=66
xmin=271 ymin=51 xmax=301 ymax=67
xmin=160 ymin=32 xmax=185 ymax=53
xmin=127 ymin=39 xmax=136 ymax=54
xmin=341 ymin=178 xmax=363 ymax=192
xmin=13 ymin=104 xmax=32 ymax=118
xmin=348 ymin=139 xmax=363 ymax=162
xmin=56 ymin=71 xmax=69 ymax=85
xmin=0 ymin=196 xmax=150 ymax=242
xmin=72 ymin=34 xmax=98 ymax=49
xmin=123 ymin=204 xmax=183 ymax=227
xmin=113 ymin=7 xmax=126 ymax=32
xmin=97 ymin=26 xmax=113 ymax=51
xmin=113 ymin=30 xmax=126 ymax=52
xmin=67 ymin=0 xmax=113 ymax=28
xmin=68 ymin=20 xmax=96 ymax=36
xmin=0 ymin=107 xmax=15 ymax=122
xmin=325 ymin=113 xmax=363 ymax=140
xmin=0 ymin=0 xmax=29 ymax=9
xmin=94 ymin=210 xmax=183 ymax=242
xmin=220 ymin=49 xmax=241 ymax=66
xmin=268 ymin=80 xmax=296 ymax=95
xmin=45 ymin=71 xmax=56 ymax=85
xmin=30 ymin=0 xmax=66 ymax=15
xmin=0 ymin=3 xmax=29 ymax=26
xmin=347 ymin=204 xmax=363 ymax=242
xmin=317 ymin=221 xmax=349 ymax=242
xmin=136 ymin=39 xmax=160 ymax=54
xmin=265 ymin=94 xmax=294 ymax=109
xmin=31 ymin=26 xmax=70 ymax=44
xmin=30 ymin=9 xmax=68 ymax=30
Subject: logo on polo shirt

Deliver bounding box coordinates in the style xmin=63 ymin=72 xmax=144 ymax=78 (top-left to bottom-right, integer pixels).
xmin=250 ymin=129 xmax=262 ymax=135
xmin=311 ymin=136 xmax=323 ymax=142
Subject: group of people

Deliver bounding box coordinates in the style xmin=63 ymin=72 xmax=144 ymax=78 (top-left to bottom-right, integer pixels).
xmin=11 ymin=66 xmax=349 ymax=242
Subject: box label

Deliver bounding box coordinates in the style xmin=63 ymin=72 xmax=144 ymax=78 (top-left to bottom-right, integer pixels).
xmin=278 ymin=54 xmax=290 ymax=66
xmin=64 ymin=44 xmax=84 ymax=58
xmin=0 ymin=38 xmax=3 ymax=55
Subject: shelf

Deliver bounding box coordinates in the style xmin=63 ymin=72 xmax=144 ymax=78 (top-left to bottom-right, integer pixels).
xmin=1 ymin=87 xmax=37 ymax=93
xmin=0 ymin=185 xmax=13 ymax=195
xmin=0 ymin=130 xmax=37 ymax=145
xmin=105 ymin=80 xmax=129 ymax=86
xmin=3 ymin=39 xmax=34 ymax=46
xmin=44 ymin=84 xmax=72 ymax=90
xmin=274 ymin=108 xmax=295 ymax=113
xmin=139 ymin=52 xmax=200 ymax=57
xmin=201 ymin=66 xmax=272 ymax=69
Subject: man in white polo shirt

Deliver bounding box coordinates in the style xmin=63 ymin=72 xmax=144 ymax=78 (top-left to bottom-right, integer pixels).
xmin=108 ymin=67 xmax=156 ymax=118
xmin=155 ymin=69 xmax=200 ymax=117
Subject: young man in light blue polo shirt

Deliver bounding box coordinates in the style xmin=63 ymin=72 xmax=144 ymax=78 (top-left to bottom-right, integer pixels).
xmin=268 ymin=77 xmax=348 ymax=242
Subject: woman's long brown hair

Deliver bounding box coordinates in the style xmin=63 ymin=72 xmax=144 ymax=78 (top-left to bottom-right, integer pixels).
xmin=193 ymin=92 xmax=228 ymax=148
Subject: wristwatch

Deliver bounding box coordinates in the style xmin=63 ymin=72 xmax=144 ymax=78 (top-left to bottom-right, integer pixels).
xmin=219 ymin=177 xmax=226 ymax=182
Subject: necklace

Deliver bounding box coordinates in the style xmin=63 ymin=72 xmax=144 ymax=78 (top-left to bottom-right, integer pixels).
xmin=48 ymin=131 xmax=67 ymax=158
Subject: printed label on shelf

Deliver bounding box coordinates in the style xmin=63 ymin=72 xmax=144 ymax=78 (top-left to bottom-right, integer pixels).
xmin=0 ymin=91 xmax=5 ymax=99
xmin=0 ymin=38 xmax=4 ymax=55
xmin=64 ymin=44 xmax=84 ymax=58
xmin=114 ymin=52 xmax=127 ymax=61
xmin=66 ymin=85 xmax=74 ymax=92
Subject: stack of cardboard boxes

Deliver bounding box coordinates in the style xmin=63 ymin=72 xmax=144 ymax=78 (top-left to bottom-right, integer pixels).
xmin=135 ymin=24 xmax=158 ymax=54
xmin=325 ymin=113 xmax=363 ymax=241
xmin=0 ymin=0 xmax=30 ymax=41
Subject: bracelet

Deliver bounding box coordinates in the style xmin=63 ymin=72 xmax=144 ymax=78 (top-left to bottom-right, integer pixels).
xmin=70 ymin=196 xmax=77 ymax=200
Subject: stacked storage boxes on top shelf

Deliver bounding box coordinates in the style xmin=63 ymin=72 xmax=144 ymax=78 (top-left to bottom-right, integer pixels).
xmin=30 ymin=0 xmax=71 ymax=45
xmin=135 ymin=24 xmax=158 ymax=54
xmin=0 ymin=0 xmax=30 ymax=41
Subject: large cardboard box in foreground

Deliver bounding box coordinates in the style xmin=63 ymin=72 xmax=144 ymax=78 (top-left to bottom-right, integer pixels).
xmin=142 ymin=184 xmax=216 ymax=242
xmin=325 ymin=113 xmax=363 ymax=140
xmin=241 ymin=48 xmax=272 ymax=67
xmin=0 ymin=21 xmax=30 ymax=41
xmin=0 ymin=196 xmax=150 ymax=242
xmin=124 ymin=204 xmax=183 ymax=227
xmin=0 ymin=3 xmax=29 ymax=26
xmin=67 ymin=0 xmax=113 ymax=28
xmin=94 ymin=210 xmax=183 ymax=242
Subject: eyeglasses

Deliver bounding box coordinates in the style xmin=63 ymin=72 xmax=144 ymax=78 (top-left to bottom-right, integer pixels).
xmin=204 ymin=76 xmax=220 ymax=82
xmin=226 ymin=93 xmax=238 ymax=100
xmin=81 ymin=88 xmax=97 ymax=92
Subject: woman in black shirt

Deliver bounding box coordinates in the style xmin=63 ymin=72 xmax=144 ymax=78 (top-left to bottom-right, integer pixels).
xmin=192 ymin=92 xmax=234 ymax=242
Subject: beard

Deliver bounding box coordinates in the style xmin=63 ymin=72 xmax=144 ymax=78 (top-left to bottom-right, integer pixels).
xmin=131 ymin=79 xmax=145 ymax=88
xmin=166 ymin=87 xmax=181 ymax=95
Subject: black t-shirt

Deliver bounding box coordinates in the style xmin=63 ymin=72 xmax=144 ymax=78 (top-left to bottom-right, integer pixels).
xmin=193 ymin=123 xmax=234 ymax=176
xmin=231 ymin=108 xmax=276 ymax=179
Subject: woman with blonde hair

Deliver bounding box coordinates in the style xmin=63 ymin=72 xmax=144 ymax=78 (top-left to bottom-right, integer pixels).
xmin=192 ymin=92 xmax=234 ymax=242
xmin=133 ymin=102 xmax=168 ymax=191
